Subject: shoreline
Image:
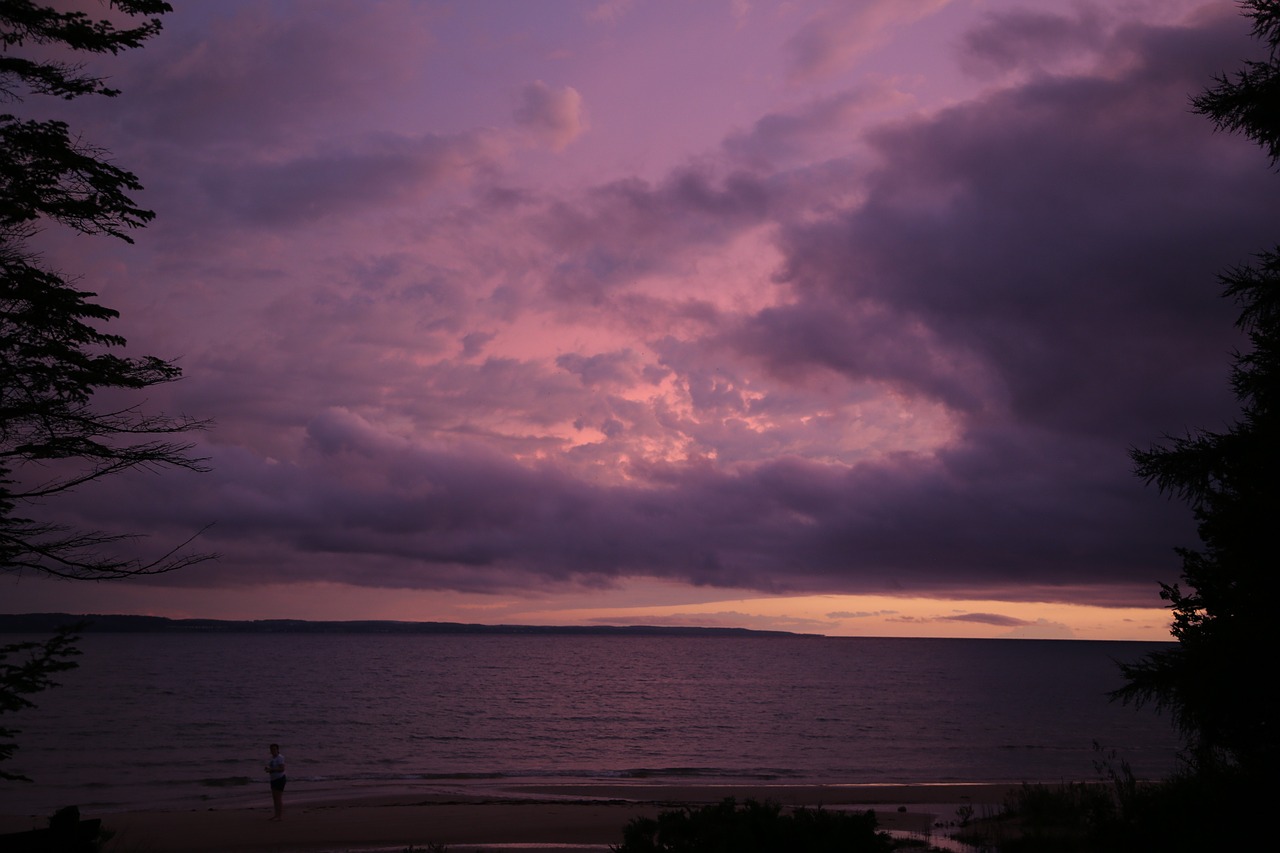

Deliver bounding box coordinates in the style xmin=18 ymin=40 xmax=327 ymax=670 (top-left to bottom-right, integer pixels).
xmin=1 ymin=782 xmax=1022 ymax=852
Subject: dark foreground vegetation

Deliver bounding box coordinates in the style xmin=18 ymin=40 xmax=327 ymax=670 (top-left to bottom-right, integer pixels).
xmin=955 ymin=762 xmax=1261 ymax=852
xmin=604 ymin=771 xmax=1262 ymax=853
xmin=0 ymin=806 xmax=106 ymax=853
xmin=613 ymin=798 xmax=896 ymax=853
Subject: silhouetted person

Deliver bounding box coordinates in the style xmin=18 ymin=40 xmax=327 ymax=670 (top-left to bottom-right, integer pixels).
xmin=264 ymin=743 xmax=286 ymax=820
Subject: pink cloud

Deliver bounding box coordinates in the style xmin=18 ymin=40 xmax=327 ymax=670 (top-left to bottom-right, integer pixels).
xmin=785 ymin=0 xmax=950 ymax=83
xmin=515 ymin=81 xmax=588 ymax=151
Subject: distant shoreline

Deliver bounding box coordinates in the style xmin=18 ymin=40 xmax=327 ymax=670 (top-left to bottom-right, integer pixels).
xmin=0 ymin=612 xmax=815 ymax=637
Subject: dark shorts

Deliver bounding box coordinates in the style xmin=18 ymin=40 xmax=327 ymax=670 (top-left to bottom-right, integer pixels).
xmin=270 ymin=776 xmax=287 ymax=792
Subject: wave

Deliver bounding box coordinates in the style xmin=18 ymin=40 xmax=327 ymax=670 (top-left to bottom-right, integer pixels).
xmin=198 ymin=776 xmax=254 ymax=788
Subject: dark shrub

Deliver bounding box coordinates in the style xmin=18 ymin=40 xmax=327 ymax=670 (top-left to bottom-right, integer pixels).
xmin=613 ymin=797 xmax=894 ymax=853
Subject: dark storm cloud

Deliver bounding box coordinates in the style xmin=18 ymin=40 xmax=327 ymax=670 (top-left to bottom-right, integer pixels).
xmin=771 ymin=9 xmax=1271 ymax=440
xmin=67 ymin=413 xmax=1184 ymax=603
xmin=726 ymin=297 xmax=996 ymax=414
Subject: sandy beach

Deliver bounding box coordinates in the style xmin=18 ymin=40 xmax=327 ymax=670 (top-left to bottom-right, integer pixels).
xmin=0 ymin=783 xmax=1019 ymax=852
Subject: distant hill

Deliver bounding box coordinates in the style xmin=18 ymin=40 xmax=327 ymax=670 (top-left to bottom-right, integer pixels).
xmin=0 ymin=612 xmax=816 ymax=638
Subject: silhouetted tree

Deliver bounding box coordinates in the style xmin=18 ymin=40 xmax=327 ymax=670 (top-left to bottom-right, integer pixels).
xmin=1112 ymin=0 xmax=1280 ymax=780
xmin=1 ymin=0 xmax=212 ymax=779
xmin=0 ymin=627 xmax=80 ymax=782
xmin=1190 ymin=0 xmax=1280 ymax=166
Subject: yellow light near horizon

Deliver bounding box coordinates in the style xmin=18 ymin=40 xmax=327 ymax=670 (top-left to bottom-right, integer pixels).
xmin=3 ymin=577 xmax=1173 ymax=643
xmin=480 ymin=589 xmax=1173 ymax=642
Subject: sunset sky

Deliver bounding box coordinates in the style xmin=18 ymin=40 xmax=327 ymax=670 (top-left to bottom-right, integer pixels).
xmin=3 ymin=0 xmax=1271 ymax=640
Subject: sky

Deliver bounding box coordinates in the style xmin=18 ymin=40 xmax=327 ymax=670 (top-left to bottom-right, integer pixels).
xmin=3 ymin=0 xmax=1272 ymax=640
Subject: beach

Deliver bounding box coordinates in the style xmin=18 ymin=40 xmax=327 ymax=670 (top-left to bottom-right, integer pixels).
xmin=0 ymin=783 xmax=1018 ymax=852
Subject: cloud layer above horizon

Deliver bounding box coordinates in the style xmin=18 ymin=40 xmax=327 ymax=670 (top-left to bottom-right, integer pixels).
xmin=12 ymin=0 xmax=1272 ymax=613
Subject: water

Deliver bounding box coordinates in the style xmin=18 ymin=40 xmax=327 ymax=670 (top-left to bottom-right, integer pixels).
xmin=0 ymin=634 xmax=1182 ymax=815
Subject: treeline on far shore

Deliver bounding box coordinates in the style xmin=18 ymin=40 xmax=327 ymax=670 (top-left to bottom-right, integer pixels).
xmin=0 ymin=613 xmax=812 ymax=638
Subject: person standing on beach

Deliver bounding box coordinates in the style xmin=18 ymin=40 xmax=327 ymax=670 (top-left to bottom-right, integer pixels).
xmin=264 ymin=743 xmax=286 ymax=820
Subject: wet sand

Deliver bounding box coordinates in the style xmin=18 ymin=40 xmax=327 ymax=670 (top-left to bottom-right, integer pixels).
xmin=0 ymin=783 xmax=1019 ymax=852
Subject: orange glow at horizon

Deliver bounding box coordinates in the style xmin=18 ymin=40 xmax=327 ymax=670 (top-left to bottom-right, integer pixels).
xmin=3 ymin=578 xmax=1173 ymax=642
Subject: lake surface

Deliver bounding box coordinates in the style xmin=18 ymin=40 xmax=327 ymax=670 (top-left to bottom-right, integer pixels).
xmin=0 ymin=633 xmax=1182 ymax=815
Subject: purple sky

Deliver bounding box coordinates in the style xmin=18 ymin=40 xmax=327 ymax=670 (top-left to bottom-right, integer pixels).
xmin=4 ymin=0 xmax=1270 ymax=639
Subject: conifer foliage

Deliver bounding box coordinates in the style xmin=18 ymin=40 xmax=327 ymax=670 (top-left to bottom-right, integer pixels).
xmin=1 ymin=0 xmax=211 ymax=581
xmin=1113 ymin=0 xmax=1280 ymax=779
xmin=2 ymin=1 xmax=211 ymax=781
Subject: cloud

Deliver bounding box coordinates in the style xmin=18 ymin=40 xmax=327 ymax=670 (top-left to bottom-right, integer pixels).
xmin=723 ymin=86 xmax=907 ymax=170
xmin=724 ymin=296 xmax=998 ymax=415
xmin=936 ymin=612 xmax=1075 ymax=638
xmin=586 ymin=0 xmax=633 ymax=24
xmin=939 ymin=612 xmax=1032 ymax=627
xmin=201 ymin=131 xmax=502 ymax=225
xmin=785 ymin=0 xmax=950 ymax=83
xmin=1002 ymin=620 xmax=1075 ymax=639
xmin=828 ymin=610 xmax=899 ymax=620
xmin=515 ymin=81 xmax=588 ymax=151
xmin=534 ymin=167 xmax=777 ymax=301
xmin=958 ymin=6 xmax=1109 ymax=80
xmin=556 ymin=350 xmax=644 ymax=388
xmin=115 ymin=1 xmax=439 ymax=148
xmin=56 ymin=414 xmax=1181 ymax=605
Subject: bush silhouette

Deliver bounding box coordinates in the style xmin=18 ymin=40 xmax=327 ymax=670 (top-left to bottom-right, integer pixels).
xmin=613 ymin=797 xmax=894 ymax=853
